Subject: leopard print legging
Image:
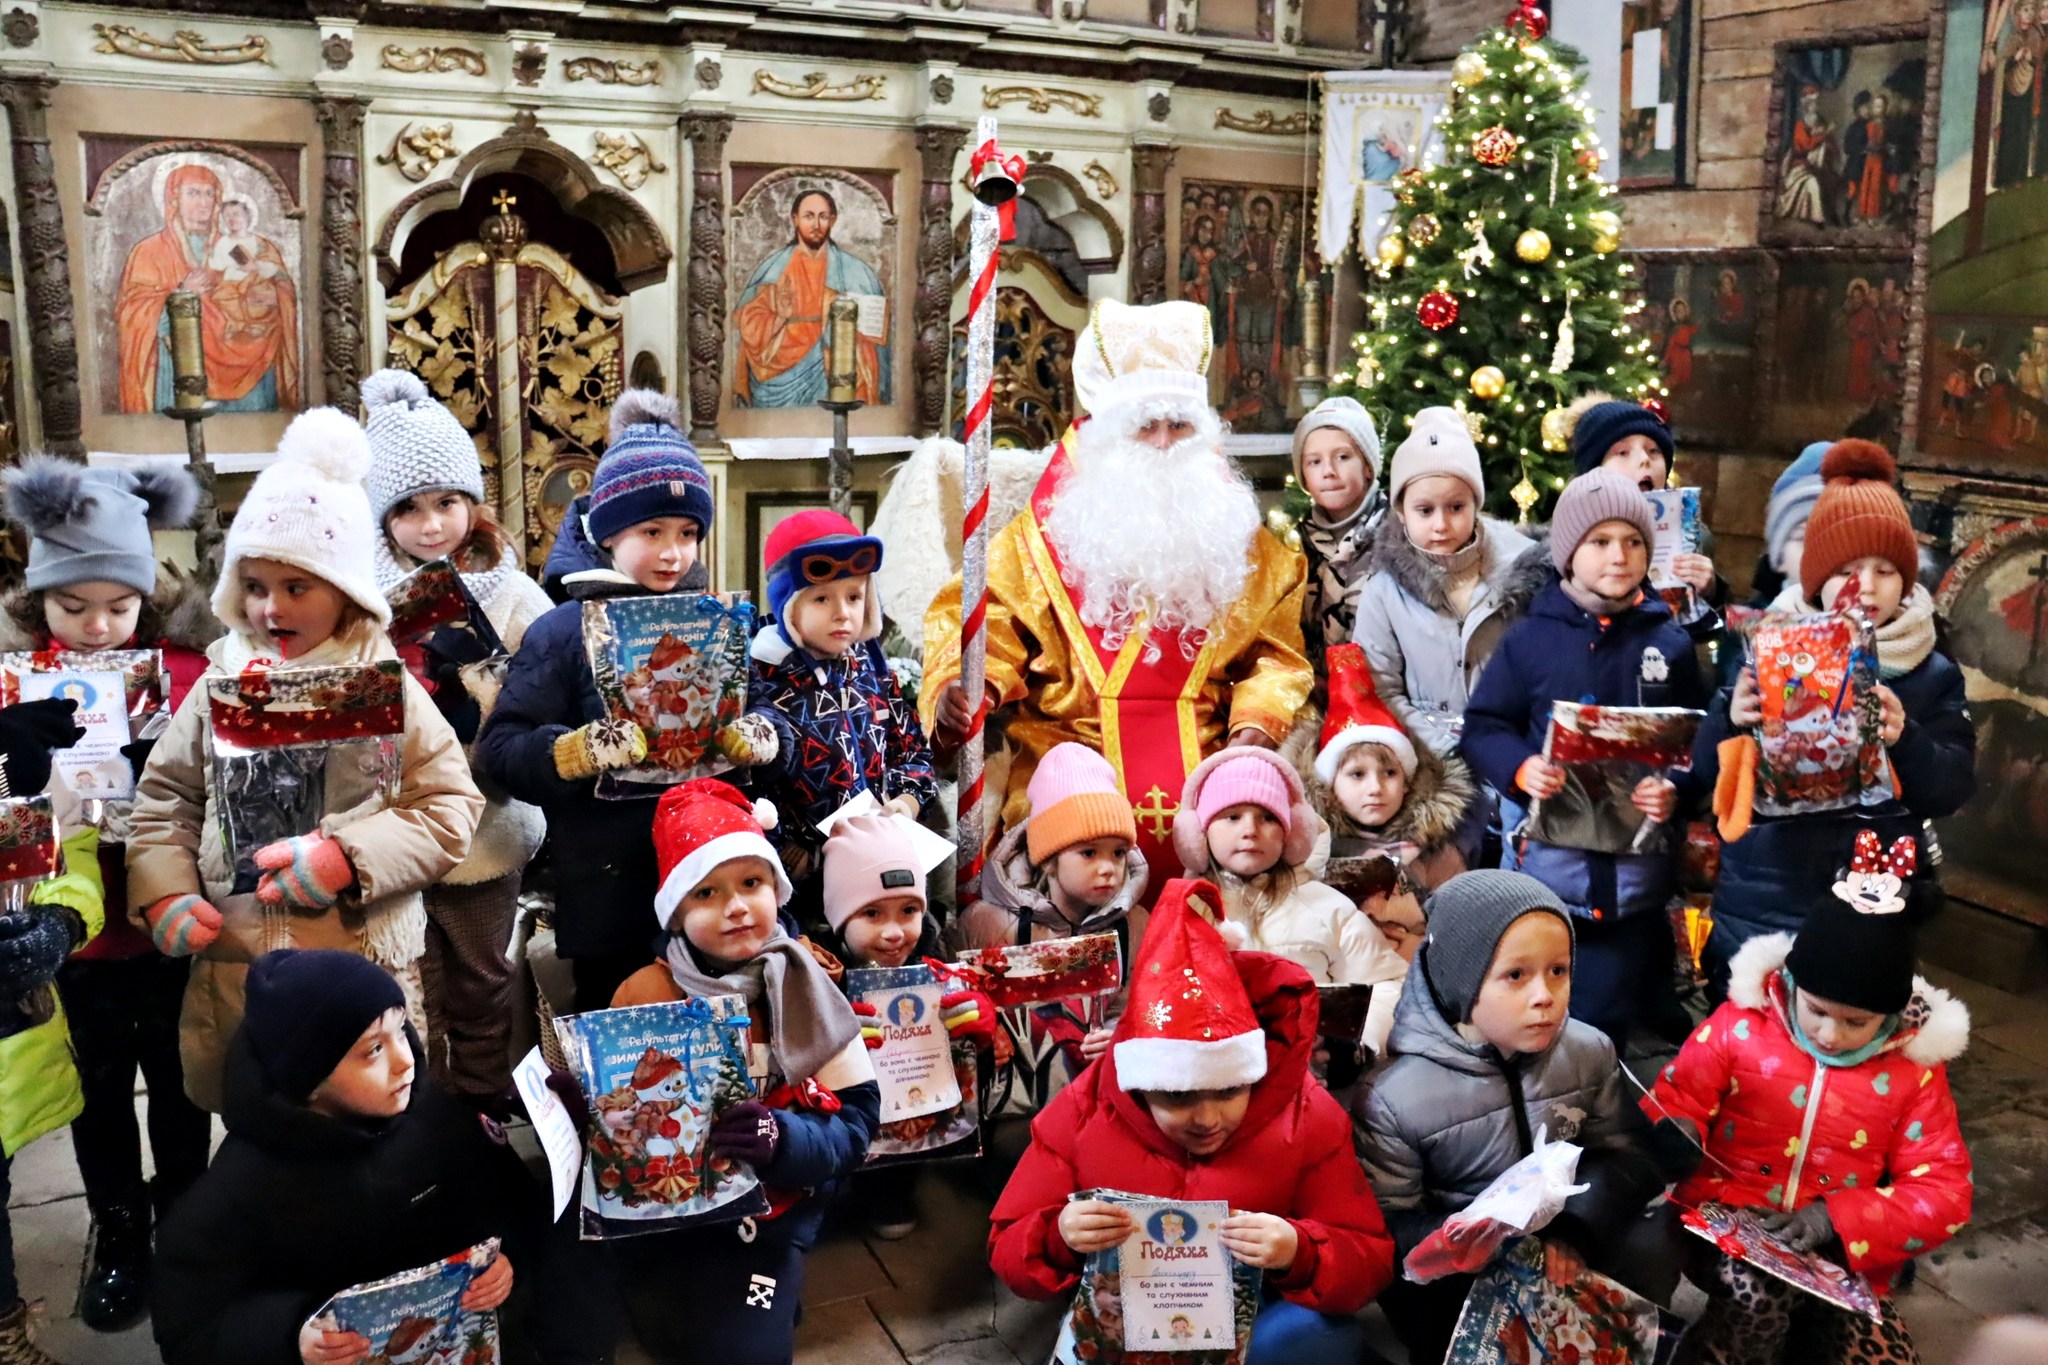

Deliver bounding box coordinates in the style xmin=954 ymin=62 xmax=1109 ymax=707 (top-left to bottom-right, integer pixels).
xmin=1673 ymin=1253 xmax=1919 ymax=1365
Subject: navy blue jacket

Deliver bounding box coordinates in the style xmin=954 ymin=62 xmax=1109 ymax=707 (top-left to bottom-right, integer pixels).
xmin=1689 ymin=648 xmax=1975 ymax=982
xmin=744 ymin=633 xmax=937 ymax=856
xmin=1462 ymin=581 xmax=1709 ymax=920
xmin=477 ymin=580 xmax=662 ymax=959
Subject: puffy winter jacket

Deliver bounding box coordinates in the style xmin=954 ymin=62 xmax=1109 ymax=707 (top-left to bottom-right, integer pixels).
xmin=1461 ymin=580 xmax=1709 ymax=921
xmin=744 ymin=631 xmax=937 ymax=860
xmin=1353 ymin=518 xmax=1544 ymax=756
xmin=1352 ymin=944 xmax=1663 ymax=1260
xmin=0 ymin=827 xmax=103 ymax=1157
xmin=152 ymin=1025 xmax=547 ymax=1365
xmin=476 ymin=578 xmax=664 ymax=960
xmin=989 ymin=951 xmax=1396 ymax=1316
xmin=955 ymin=815 xmax=1151 ymax=952
xmin=1646 ymin=931 xmax=1972 ymax=1292
xmin=1688 ymin=650 xmax=1975 ymax=985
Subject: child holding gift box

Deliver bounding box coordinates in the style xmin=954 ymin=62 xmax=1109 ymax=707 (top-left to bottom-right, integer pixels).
xmin=126 ymin=409 xmax=482 ymax=1115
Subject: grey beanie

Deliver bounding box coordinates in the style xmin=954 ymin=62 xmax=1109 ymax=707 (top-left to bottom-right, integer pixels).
xmin=1550 ymin=467 xmax=1657 ymax=575
xmin=1420 ymin=870 xmax=1574 ymax=1023
xmin=1 ymin=455 xmax=197 ymax=595
xmin=361 ymin=369 xmax=485 ymax=526
xmin=1764 ymin=473 xmax=1823 ymax=577
xmin=1291 ymin=396 xmax=1382 ymax=488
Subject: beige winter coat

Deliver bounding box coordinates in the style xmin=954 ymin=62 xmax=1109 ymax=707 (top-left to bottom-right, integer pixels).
xmin=126 ymin=618 xmax=483 ymax=1111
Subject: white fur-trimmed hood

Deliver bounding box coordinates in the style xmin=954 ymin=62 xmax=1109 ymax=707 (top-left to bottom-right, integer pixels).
xmin=1727 ymin=932 xmax=1970 ymax=1066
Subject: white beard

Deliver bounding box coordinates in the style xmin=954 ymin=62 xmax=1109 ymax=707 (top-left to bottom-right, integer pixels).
xmin=1041 ymin=400 xmax=1261 ymax=659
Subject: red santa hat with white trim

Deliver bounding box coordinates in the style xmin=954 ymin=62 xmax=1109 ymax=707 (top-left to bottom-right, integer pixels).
xmin=651 ymin=778 xmax=793 ymax=928
xmin=1114 ymin=878 xmax=1268 ymax=1094
xmin=1314 ymin=643 xmax=1418 ymax=783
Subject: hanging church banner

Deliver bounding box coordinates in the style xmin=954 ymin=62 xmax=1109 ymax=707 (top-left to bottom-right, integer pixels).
xmin=1913 ymin=0 xmax=2048 ymax=482
xmin=1317 ymin=69 xmax=1449 ymax=263
xmin=1760 ymin=27 xmax=1934 ymax=250
xmin=1176 ymin=179 xmax=1308 ymax=434
xmin=729 ymin=167 xmax=896 ymax=409
xmin=83 ymin=139 xmax=306 ymax=415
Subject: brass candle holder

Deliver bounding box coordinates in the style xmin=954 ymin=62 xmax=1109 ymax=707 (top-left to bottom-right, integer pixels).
xmin=159 ymin=290 xmax=223 ymax=578
xmin=1296 ymin=273 xmax=1328 ymax=410
xmin=819 ymin=296 xmax=864 ymax=519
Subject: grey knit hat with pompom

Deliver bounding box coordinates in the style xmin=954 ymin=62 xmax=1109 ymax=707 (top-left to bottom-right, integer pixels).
xmin=2 ymin=456 xmax=197 ymax=595
xmin=361 ymin=369 xmax=485 ymax=525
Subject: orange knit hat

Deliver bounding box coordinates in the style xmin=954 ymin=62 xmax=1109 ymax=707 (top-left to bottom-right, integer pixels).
xmin=1798 ymin=440 xmax=1917 ymax=602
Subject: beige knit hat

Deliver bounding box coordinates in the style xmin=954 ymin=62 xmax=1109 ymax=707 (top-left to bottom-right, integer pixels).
xmin=1387 ymin=407 xmax=1485 ymax=505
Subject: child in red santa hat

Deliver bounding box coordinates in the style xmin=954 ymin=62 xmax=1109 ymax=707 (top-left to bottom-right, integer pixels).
xmin=989 ymin=878 xmax=1395 ymax=1365
xmin=606 ymin=778 xmax=878 ymax=1364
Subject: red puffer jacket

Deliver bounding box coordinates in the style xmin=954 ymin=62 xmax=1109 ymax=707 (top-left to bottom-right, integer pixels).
xmin=1645 ymin=932 xmax=1972 ymax=1292
xmin=988 ymin=951 xmax=1396 ymax=1316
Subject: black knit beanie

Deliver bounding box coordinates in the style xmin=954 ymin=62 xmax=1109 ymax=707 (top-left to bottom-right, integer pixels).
xmin=1571 ymin=400 xmax=1674 ymax=474
xmin=243 ymin=948 xmax=406 ymax=1100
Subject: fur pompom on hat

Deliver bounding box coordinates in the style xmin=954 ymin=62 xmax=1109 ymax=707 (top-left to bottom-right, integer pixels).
xmin=213 ymin=408 xmax=391 ymax=630
xmin=588 ymin=389 xmax=714 ymax=548
xmin=2 ymin=456 xmax=197 ymax=595
xmin=1172 ymin=746 xmax=1323 ymax=875
xmin=651 ymin=777 xmax=792 ymax=928
xmin=1566 ymin=393 xmax=1673 ymax=475
xmin=361 ymin=368 xmax=486 ymax=525
xmin=1114 ymin=878 xmax=1268 ymax=1094
xmin=1798 ymin=439 xmax=1917 ymax=603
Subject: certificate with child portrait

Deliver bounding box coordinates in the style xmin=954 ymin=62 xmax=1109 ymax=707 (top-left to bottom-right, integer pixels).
xmin=847 ymin=964 xmax=981 ymax=1166
xmin=1117 ymin=1198 xmax=1236 ymax=1352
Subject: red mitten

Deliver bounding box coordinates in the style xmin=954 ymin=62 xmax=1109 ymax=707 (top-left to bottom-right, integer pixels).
xmin=253 ymin=833 xmax=355 ymax=910
xmin=144 ymin=893 xmax=222 ymax=957
xmin=851 ymin=999 xmax=884 ymax=1050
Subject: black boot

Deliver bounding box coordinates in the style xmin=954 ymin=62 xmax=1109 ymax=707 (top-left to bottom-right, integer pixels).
xmin=77 ymin=1200 xmax=150 ymax=1332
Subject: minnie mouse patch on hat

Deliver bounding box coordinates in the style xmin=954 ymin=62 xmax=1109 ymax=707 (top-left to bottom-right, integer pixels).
xmin=1832 ymin=828 xmax=1916 ymax=916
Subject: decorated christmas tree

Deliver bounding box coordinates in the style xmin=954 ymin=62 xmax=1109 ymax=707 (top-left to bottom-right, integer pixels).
xmin=1332 ymin=3 xmax=1662 ymax=520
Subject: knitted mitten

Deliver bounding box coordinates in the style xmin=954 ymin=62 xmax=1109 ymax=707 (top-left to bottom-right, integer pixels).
xmin=850 ymin=999 xmax=885 ymax=1050
xmin=0 ymin=905 xmax=76 ymax=997
xmin=552 ymin=719 xmax=648 ymax=781
xmin=717 ymin=712 xmax=781 ymax=767
xmin=1713 ymin=735 xmax=1758 ymax=843
xmin=143 ymin=893 xmax=223 ymax=957
xmin=709 ymin=1100 xmax=781 ymax=1167
xmin=253 ymin=832 xmax=355 ymax=910
xmin=940 ymin=989 xmax=998 ymax=1047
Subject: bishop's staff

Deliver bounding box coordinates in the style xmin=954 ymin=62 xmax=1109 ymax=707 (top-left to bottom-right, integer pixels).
xmin=957 ymin=118 xmax=1022 ymax=905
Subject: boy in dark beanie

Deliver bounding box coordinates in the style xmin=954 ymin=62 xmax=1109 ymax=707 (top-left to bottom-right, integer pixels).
xmin=1648 ymin=832 xmax=1971 ymax=1364
xmin=1354 ymin=869 xmax=1663 ymax=1365
xmin=152 ymin=949 xmax=607 ymax=1365
xmin=1462 ymin=469 xmax=1709 ymax=1047
xmin=1565 ymin=394 xmax=1722 ymax=610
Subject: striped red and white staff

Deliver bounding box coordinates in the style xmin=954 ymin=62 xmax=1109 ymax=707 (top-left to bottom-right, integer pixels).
xmin=957 ymin=117 xmax=1022 ymax=905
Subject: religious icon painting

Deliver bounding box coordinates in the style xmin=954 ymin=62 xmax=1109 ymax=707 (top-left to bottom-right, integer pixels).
xmin=1760 ymin=26 xmax=1935 ymax=248
xmin=1625 ymin=249 xmax=1771 ymax=446
xmin=728 ymin=166 xmax=896 ymax=409
xmin=1763 ymin=255 xmax=1912 ymax=449
xmin=82 ymin=138 xmax=306 ymax=416
xmin=1175 ymin=178 xmax=1310 ymax=435
xmin=1934 ymin=516 xmax=2048 ymax=924
xmin=1617 ymin=0 xmax=1694 ymax=189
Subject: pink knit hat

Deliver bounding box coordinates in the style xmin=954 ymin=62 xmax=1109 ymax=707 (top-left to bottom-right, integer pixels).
xmin=1171 ymin=746 xmax=1323 ymax=874
xmin=1025 ymin=742 xmax=1138 ymax=864
xmin=821 ymin=814 xmax=926 ymax=932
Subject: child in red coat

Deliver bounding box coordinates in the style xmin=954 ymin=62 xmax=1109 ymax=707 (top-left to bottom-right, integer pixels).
xmin=1647 ymin=831 xmax=1972 ymax=1364
xmin=989 ymin=878 xmax=1395 ymax=1364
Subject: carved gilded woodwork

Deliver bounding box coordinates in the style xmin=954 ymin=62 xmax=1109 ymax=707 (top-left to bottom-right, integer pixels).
xmin=91 ymin=24 xmax=269 ymax=65
xmin=752 ymin=70 xmax=886 ymax=102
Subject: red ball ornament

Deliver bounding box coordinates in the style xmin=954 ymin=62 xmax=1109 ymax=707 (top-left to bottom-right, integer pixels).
xmin=1506 ymin=1 xmax=1549 ymax=42
xmin=1418 ymin=290 xmax=1459 ymax=331
xmin=1642 ymin=398 xmax=1672 ymax=427
xmin=1473 ymin=125 xmax=1522 ymax=167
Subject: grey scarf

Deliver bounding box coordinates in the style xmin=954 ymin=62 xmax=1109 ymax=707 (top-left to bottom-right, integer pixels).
xmin=661 ymin=932 xmax=858 ymax=1084
xmin=1303 ymin=485 xmax=1386 ymax=647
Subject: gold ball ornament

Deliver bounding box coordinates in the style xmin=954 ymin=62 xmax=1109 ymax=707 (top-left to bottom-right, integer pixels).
xmin=1472 ymin=125 xmax=1522 ymax=167
xmin=1406 ymin=213 xmax=1442 ymax=247
xmin=1587 ymin=210 xmax=1621 ymax=254
xmin=1514 ymin=228 xmax=1552 ymax=263
xmin=1264 ymin=505 xmax=1303 ymax=553
xmin=1376 ymin=233 xmax=1407 ymax=267
xmin=1469 ymin=365 xmax=1506 ymax=400
xmin=1540 ymin=406 xmax=1573 ymax=452
xmin=1452 ymin=52 xmax=1489 ymax=88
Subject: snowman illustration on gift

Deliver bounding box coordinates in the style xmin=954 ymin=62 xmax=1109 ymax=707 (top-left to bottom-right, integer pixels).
xmin=368 ymin=1316 xmax=441 ymax=1365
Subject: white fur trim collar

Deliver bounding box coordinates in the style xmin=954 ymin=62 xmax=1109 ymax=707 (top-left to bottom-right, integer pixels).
xmin=1725 ymin=931 xmax=1970 ymax=1066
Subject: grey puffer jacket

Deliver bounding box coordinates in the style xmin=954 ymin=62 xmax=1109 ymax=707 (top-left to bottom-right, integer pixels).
xmin=1353 ymin=518 xmax=1546 ymax=757
xmin=1350 ymin=947 xmax=1661 ymax=1260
